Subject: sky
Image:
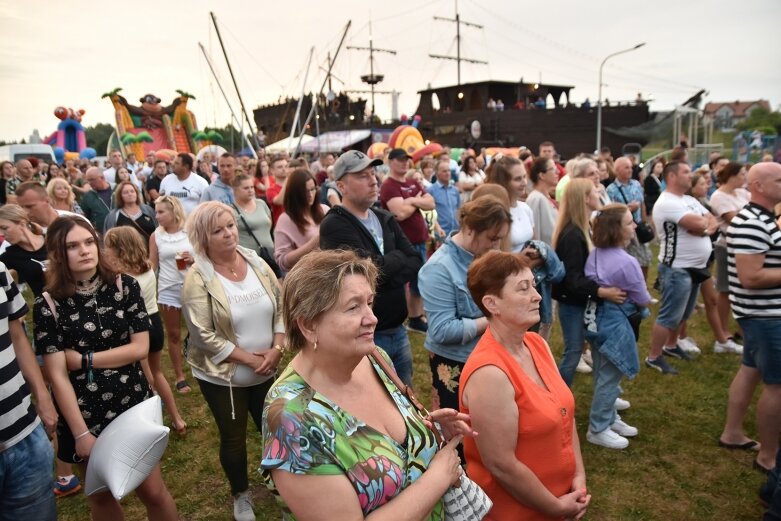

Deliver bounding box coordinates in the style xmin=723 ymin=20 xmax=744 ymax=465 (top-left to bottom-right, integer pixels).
xmin=1 ymin=0 xmax=779 ymax=144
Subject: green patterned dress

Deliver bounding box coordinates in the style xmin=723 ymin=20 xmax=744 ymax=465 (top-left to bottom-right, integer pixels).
xmin=260 ymin=352 xmax=445 ymax=520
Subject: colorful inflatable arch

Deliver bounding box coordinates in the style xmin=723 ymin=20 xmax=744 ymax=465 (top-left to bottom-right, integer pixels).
xmin=387 ymin=120 xmax=442 ymax=165
xmin=43 ymin=106 xmax=96 ymax=162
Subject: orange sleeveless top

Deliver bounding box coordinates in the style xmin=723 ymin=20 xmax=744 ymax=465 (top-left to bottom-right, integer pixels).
xmin=459 ymin=327 xmax=576 ymax=521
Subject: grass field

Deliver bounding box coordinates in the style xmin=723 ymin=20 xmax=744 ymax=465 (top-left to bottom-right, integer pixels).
xmin=52 ymin=260 xmax=769 ymax=520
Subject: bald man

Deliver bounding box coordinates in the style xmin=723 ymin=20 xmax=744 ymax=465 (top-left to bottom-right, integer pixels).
xmin=720 ymin=162 xmax=781 ymax=473
xmin=6 ymin=159 xmax=41 ymax=204
xmin=607 ymin=157 xmax=653 ymax=277
xmin=79 ymin=167 xmax=113 ymax=231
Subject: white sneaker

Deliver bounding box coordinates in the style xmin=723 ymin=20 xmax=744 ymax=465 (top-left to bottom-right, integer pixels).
xmin=610 ymin=417 xmax=638 ymax=437
xmin=650 ymin=297 xmax=659 ymax=305
xmin=233 ymin=491 xmax=255 ymax=521
xmin=714 ymin=339 xmax=743 ymax=355
xmin=614 ymin=397 xmax=631 ymax=411
xmin=587 ymin=428 xmax=629 ymax=449
xmin=576 ymin=355 xmax=593 ymax=373
xmin=582 ymin=349 xmax=593 ymax=367
xmin=677 ymin=336 xmax=701 ymax=355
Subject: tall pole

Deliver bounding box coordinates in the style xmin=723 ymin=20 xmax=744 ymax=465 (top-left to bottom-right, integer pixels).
xmin=456 ymin=13 xmax=461 ymax=85
xmin=289 ymin=47 xmax=315 ymax=144
xmin=430 ymin=2 xmax=485 ymax=87
xmin=348 ymin=20 xmax=396 ymax=121
xmin=210 ymin=12 xmax=259 ymax=149
xmin=198 ymin=43 xmax=257 ymax=156
xmin=596 ymin=42 xmax=646 ymax=152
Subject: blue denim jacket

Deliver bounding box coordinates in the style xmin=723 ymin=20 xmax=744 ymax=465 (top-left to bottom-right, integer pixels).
xmin=528 ymin=240 xmax=565 ymax=324
xmin=419 ymin=234 xmax=483 ymax=363
xmin=584 ymin=301 xmax=641 ymax=378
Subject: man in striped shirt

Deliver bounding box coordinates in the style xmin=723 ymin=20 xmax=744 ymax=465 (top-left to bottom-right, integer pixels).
xmin=722 ymin=161 xmax=781 ymax=474
xmin=0 ymin=262 xmax=58 ymax=519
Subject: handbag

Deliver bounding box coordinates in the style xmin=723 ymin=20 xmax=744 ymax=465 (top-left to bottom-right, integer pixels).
xmin=231 ymin=203 xmax=282 ymax=278
xmin=369 ymin=349 xmax=492 ymax=521
xmin=616 ymin=184 xmax=654 ymax=243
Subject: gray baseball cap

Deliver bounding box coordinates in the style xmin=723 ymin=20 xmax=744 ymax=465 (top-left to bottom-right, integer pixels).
xmin=333 ymin=150 xmax=383 ymax=180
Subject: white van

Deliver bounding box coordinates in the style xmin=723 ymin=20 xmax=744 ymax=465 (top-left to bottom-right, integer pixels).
xmin=0 ymin=144 xmax=56 ymax=164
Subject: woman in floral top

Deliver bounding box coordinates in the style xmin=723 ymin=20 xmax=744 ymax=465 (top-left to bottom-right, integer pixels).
xmin=33 ymin=216 xmax=178 ymax=520
xmin=261 ymin=250 xmax=472 ymax=520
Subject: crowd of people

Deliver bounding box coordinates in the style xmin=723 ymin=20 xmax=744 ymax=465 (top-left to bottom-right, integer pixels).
xmin=0 ymin=139 xmax=779 ymax=521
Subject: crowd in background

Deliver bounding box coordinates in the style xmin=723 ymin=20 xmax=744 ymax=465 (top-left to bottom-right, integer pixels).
xmin=1 ymin=139 xmax=780 ymax=521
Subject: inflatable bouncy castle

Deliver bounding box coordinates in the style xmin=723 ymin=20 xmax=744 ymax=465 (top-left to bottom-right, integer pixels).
xmin=43 ymin=107 xmax=97 ymax=162
xmin=384 ymin=115 xmax=443 ymax=164
xmin=102 ymin=88 xmax=199 ymax=159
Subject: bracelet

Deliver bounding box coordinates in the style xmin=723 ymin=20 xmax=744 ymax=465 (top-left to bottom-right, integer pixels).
xmin=81 ymin=352 xmax=88 ymax=371
xmin=272 ymin=344 xmax=285 ymax=355
xmin=74 ymin=430 xmax=91 ymax=440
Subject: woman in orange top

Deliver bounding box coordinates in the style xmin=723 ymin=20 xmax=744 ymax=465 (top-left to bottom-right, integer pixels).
xmin=459 ymin=250 xmax=590 ymax=521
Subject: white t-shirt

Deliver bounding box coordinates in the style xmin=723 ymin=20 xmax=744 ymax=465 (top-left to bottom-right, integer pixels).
xmin=103 ymin=166 xmax=142 ymax=191
xmin=159 ymin=173 xmax=209 ymax=215
xmin=509 ymin=202 xmax=535 ymax=252
xmin=710 ymin=188 xmax=750 ymax=246
xmin=193 ymin=270 xmax=275 ymax=387
xmin=653 ymin=191 xmax=712 ymax=268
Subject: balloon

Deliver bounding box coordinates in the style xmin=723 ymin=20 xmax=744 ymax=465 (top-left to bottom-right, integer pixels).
xmin=79 ymin=147 xmax=97 ymax=160
xmin=85 ymin=396 xmax=170 ymax=500
xmin=53 ymin=146 xmax=65 ymax=164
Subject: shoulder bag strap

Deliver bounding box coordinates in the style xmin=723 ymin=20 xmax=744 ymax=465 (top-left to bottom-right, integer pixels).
xmin=369 ymin=349 xmax=444 ymax=445
xmin=231 ymin=203 xmax=264 ymax=250
xmin=42 ymin=291 xmax=58 ymax=323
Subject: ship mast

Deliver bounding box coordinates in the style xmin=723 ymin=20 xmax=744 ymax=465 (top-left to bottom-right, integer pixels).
xmin=347 ymin=20 xmax=396 ymax=121
xmin=429 ymin=0 xmax=487 ymax=86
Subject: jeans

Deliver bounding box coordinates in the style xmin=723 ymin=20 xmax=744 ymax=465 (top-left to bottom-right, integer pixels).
xmin=738 ymin=317 xmax=781 ymax=384
xmin=374 ymin=325 xmax=413 ymax=387
xmin=589 ymin=348 xmax=623 ymax=433
xmin=408 ymin=242 xmax=427 ymax=297
xmin=558 ymin=302 xmax=587 ymax=387
xmin=761 ymin=444 xmax=781 ymax=520
xmin=197 ymin=378 xmax=273 ymax=495
xmin=655 ymin=263 xmax=701 ymax=330
xmin=0 ymin=423 xmax=56 ymax=521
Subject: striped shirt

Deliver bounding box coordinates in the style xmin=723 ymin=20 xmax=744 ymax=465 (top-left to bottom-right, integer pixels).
xmin=726 ymin=202 xmax=781 ymax=319
xmin=0 ymin=262 xmax=36 ymax=451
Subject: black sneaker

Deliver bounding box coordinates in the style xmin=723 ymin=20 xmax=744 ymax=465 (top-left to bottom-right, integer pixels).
xmin=645 ymin=356 xmax=679 ymax=375
xmin=406 ymin=316 xmax=428 ymax=333
xmin=663 ymin=345 xmax=692 ymax=360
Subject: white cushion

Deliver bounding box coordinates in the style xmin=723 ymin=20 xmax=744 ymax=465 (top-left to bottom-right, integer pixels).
xmin=85 ymin=395 xmax=170 ymax=499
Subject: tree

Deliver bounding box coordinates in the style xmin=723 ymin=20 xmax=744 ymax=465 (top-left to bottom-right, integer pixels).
xmin=85 ymin=123 xmax=116 ymax=155
xmin=737 ymin=107 xmax=781 ymax=135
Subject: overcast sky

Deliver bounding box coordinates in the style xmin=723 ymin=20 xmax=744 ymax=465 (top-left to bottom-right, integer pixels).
xmin=1 ymin=0 xmax=779 ymax=143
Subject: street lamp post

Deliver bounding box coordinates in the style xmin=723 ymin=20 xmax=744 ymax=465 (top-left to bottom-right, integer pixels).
xmin=596 ymin=43 xmax=646 ymax=152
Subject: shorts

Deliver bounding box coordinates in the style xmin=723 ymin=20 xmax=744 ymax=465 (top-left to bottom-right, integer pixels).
xmin=714 ymin=245 xmax=729 ymax=293
xmin=149 ymin=312 xmax=164 ymax=353
xmin=655 ymin=263 xmax=701 ymax=330
xmin=157 ymin=284 xmax=183 ymax=308
xmin=626 ymin=237 xmax=652 ymax=267
xmin=408 ymin=242 xmax=427 ymax=297
xmin=738 ymin=317 xmax=781 ymax=384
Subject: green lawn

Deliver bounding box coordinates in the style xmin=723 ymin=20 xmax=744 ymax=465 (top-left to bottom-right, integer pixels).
xmin=53 ymin=261 xmax=768 ymax=520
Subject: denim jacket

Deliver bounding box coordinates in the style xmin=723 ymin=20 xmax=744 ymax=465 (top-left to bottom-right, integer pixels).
xmin=418 ymin=234 xmax=483 ymax=363
xmin=584 ymin=300 xmax=641 ymax=378
xmin=528 ymin=240 xmax=565 ymax=324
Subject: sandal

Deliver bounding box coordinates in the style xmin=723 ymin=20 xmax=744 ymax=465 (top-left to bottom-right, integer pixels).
xmin=718 ymin=439 xmax=759 ymax=451
xmin=175 ymin=380 xmax=192 ymax=394
xmin=754 ymin=459 xmax=773 ymax=475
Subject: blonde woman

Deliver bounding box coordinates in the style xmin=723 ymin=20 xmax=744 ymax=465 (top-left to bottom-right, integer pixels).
xmin=104 ymin=226 xmax=186 ymax=434
xmin=552 ymin=178 xmax=626 ymax=387
xmin=46 ymin=177 xmax=83 ymax=214
xmin=149 ymin=195 xmax=194 ymax=393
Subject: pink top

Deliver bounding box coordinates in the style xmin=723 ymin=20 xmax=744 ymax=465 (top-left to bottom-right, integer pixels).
xmin=273 ymin=204 xmax=329 ymax=272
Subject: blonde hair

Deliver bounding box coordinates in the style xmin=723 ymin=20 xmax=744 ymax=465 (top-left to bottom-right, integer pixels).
xmin=282 ymin=250 xmax=378 ymax=352
xmin=185 ymin=201 xmax=235 ymax=257
xmin=46 ymin=178 xmax=76 ymax=209
xmin=154 ymin=195 xmax=187 ymax=231
xmin=104 ymin=226 xmax=151 ymax=274
xmin=0 ymin=204 xmax=43 ymax=236
xmin=552 ymin=178 xmax=594 ymax=250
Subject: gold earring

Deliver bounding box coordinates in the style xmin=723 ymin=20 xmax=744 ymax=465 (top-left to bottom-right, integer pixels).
xmin=313 ymin=339 xmax=318 ymax=352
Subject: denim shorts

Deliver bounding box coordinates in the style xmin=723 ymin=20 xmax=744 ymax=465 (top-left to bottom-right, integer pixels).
xmin=737 ymin=317 xmax=781 ymax=385
xmin=655 ymin=263 xmax=701 ymax=330
xmin=0 ymin=423 xmax=56 ymax=521
xmin=374 ymin=325 xmax=413 ymax=387
xmin=408 ymin=242 xmax=428 ymax=297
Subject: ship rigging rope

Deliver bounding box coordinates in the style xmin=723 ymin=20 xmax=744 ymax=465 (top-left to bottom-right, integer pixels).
xmin=216 ymin=16 xmax=285 ymax=89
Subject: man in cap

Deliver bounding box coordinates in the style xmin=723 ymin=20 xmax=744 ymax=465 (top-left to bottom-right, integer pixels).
xmin=381 ymin=148 xmax=435 ymax=333
xmin=320 ymin=150 xmax=423 ymax=386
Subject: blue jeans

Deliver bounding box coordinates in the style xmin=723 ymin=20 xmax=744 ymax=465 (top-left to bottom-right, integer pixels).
xmin=558 ymin=302 xmax=587 ymax=387
xmin=0 ymin=423 xmax=56 ymax=521
xmin=738 ymin=317 xmax=781 ymax=385
xmin=408 ymin=243 xmax=427 ymax=297
xmin=589 ymin=348 xmax=623 ymax=433
xmin=655 ymin=263 xmax=701 ymax=330
xmin=374 ymin=325 xmax=413 ymax=387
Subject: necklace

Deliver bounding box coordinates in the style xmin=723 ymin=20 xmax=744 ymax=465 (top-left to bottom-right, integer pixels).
xmin=75 ymin=273 xmax=100 ymax=295
xmin=214 ymin=254 xmax=241 ymax=279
